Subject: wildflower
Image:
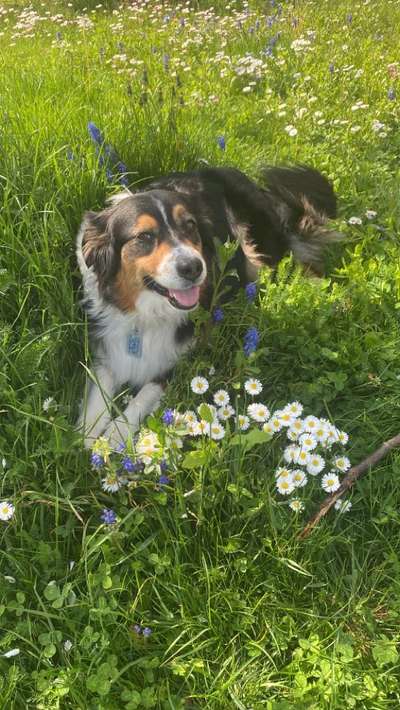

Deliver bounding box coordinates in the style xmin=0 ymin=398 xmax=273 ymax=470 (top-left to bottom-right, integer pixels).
xmin=372 ymin=119 xmax=385 ymax=132
xmin=209 ymin=366 xmax=216 ymax=376
xmin=365 ymin=210 xmax=377 ymax=220
xmin=337 ymin=430 xmax=349 ymax=445
xmin=213 ymin=307 xmax=224 ymax=323
xmin=159 ymin=474 xmax=170 ymax=485
xmin=88 ymin=121 xmax=104 ymax=146
xmin=197 ymin=420 xmax=211 ymax=436
xmin=0 ymin=502 xmax=15 ymax=521
xmin=244 ymin=378 xmax=262 ymax=396
xmin=191 ymin=376 xmax=209 ymax=394
xmin=329 ymin=62 xmax=335 ymax=74
xmin=334 ymin=498 xmax=352 ymax=512
xmin=299 ymin=433 xmax=318 ymax=451
xmin=210 ymin=422 xmax=225 ymax=440
xmin=90 ymin=453 xmax=104 ymax=468
xmin=2 ymin=649 xmax=20 ymax=658
xmin=183 ymin=410 xmax=197 ymax=425
xmin=247 ymin=403 xmax=270 ymax=422
xmin=237 ymin=414 xmax=250 ymax=431
xmin=284 ymin=401 xmax=303 ymax=418
xmin=287 ymin=428 xmax=299 ymax=441
xmin=213 ymin=390 xmax=230 ymax=406
xmin=297 ymin=449 xmax=312 ymax=467
xmin=289 ymin=499 xmax=304 ymax=512
xmin=284 ymin=125 xmax=298 ymax=137
xmin=136 ymin=432 xmax=161 ymax=461
xmin=142 ymin=627 xmax=152 ymax=637
xmin=162 ymin=53 xmax=170 ymax=71
xmin=303 ymin=415 xmax=319 ymax=433
xmin=100 ymin=508 xmax=117 ymax=524
xmin=1 ymin=458 xmax=6 ymax=469
xmin=269 ymin=415 xmax=283 ymax=432
xmin=347 ymin=13 xmax=353 ymax=23
xmin=333 ymin=456 xmax=351 ymax=472
xmin=63 ymin=640 xmax=73 ymax=652
xmin=92 ymin=437 xmax=111 ymax=461
xmin=283 ymin=445 xmax=302 ymax=464
xmin=43 ymin=396 xmax=55 ymax=412
xmin=133 ymin=624 xmax=142 ymax=634
xmin=289 ymin=419 xmax=305 ymax=437
xmin=245 ymin=282 xmax=257 ymax=302
xmin=348 ymin=216 xmax=362 ymax=225
xmin=122 ymin=456 xmax=135 ymax=472
xmin=101 ymin=473 xmax=122 ymax=493
xmin=321 ymin=472 xmax=340 ymax=493
xmin=276 ymin=476 xmax=295 ymax=495
xmin=388 ymin=88 xmax=396 ymax=100
xmin=278 ymin=411 xmax=295 ymax=427
xmin=218 ymin=404 xmax=235 ymax=421
xmin=292 ymin=469 xmax=308 ymax=488
xmin=217 ymin=135 xmax=226 ymax=150
xmin=162 ymin=408 xmax=175 ymax=426
xmin=307 ymin=454 xmax=325 ymax=476
xmin=275 ymin=466 xmax=292 ymax=479
xmin=116 ymin=442 xmax=126 ymax=453
xmin=243 ymin=327 xmax=260 ymax=356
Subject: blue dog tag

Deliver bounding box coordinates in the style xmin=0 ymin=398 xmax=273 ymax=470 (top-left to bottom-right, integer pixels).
xmin=127 ymin=328 xmax=142 ymax=357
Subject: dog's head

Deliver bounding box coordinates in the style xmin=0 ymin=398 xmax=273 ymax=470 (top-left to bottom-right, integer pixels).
xmin=77 ymin=189 xmax=207 ymax=314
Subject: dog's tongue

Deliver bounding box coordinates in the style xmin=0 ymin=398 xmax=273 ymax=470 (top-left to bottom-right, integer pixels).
xmin=168 ymin=286 xmax=200 ymax=307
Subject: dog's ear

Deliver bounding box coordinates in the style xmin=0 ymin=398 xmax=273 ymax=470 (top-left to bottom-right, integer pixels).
xmin=79 ymin=209 xmax=116 ymax=283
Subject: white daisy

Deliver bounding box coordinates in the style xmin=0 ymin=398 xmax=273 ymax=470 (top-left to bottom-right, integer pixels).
xmin=244 ymin=378 xmax=263 ymax=396
xmin=289 ymin=499 xmax=304 ymax=512
xmin=337 ymin=430 xmax=349 ymax=446
xmin=278 ymin=411 xmax=296 ymax=427
xmin=297 ymin=449 xmax=311 ymax=467
xmin=292 ymin=469 xmax=308 ymax=488
xmin=262 ymin=421 xmax=275 ymax=435
xmin=191 ymin=376 xmax=209 ymax=394
xmin=237 ymin=414 xmax=250 ymax=431
xmin=287 ymin=428 xmax=300 ymax=442
xmin=314 ymin=421 xmax=329 ymax=444
xmin=210 ymin=422 xmax=225 ymax=440
xmin=325 ymin=425 xmax=340 ymax=445
xmin=276 ymin=476 xmax=295 ymax=495
xmin=197 ymin=420 xmax=211 ymax=436
xmin=247 ymin=403 xmax=270 ymax=422
xmin=183 ymin=410 xmax=198 ymax=425
xmin=321 ymin=472 xmax=340 ymax=492
xmin=303 ymin=415 xmax=319 ymax=433
xmin=299 ymin=433 xmax=318 ymax=451
xmin=333 ymin=456 xmax=351 ymax=472
xmin=101 ymin=475 xmax=122 ymax=493
xmin=0 ymin=501 xmax=15 ymax=521
xmin=213 ymin=389 xmax=230 ymax=406
xmin=348 ymin=216 xmax=362 ymax=225
xmin=136 ymin=432 xmax=161 ymax=459
xmin=334 ymin=498 xmax=352 ymax=512
xmin=284 ymin=401 xmax=303 ymax=418
xmin=63 ymin=640 xmax=73 ymax=652
xmin=365 ymin=210 xmax=377 ymax=220
xmin=269 ymin=415 xmax=283 ymax=432
xmin=283 ymin=445 xmax=300 ymax=464
xmin=275 ymin=466 xmax=292 ymax=480
xmin=217 ymin=404 xmax=235 ymax=421
xmin=307 ymin=454 xmax=325 ymax=476
xmin=208 ymin=366 xmax=216 ymax=376
xmin=187 ymin=422 xmax=200 ymax=436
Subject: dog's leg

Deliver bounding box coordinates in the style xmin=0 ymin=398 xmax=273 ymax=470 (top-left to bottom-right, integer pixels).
xmin=77 ymin=365 xmax=116 ymax=447
xmin=103 ymin=382 xmax=163 ymax=448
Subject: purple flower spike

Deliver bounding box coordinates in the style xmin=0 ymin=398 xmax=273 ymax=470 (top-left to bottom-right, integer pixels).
xmin=245 ymin=282 xmax=257 ymax=302
xmin=217 ymin=135 xmax=226 ymax=150
xmin=213 ymin=308 xmax=224 ymax=323
xmin=91 ymin=453 xmax=104 ymax=468
xmin=142 ymin=627 xmax=152 ymax=637
xmin=88 ymin=121 xmax=104 ymax=146
xmin=162 ymin=409 xmax=175 ymax=426
xmin=243 ymin=327 xmax=260 ymax=357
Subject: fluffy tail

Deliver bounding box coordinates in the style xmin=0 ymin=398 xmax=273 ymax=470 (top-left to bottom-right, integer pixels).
xmin=262 ymin=165 xmax=341 ymax=274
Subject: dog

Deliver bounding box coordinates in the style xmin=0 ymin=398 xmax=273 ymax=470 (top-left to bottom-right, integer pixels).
xmin=76 ymin=165 xmax=339 ymax=447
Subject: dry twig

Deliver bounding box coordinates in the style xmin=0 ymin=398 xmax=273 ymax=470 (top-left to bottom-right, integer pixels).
xmin=299 ymin=431 xmax=400 ymax=540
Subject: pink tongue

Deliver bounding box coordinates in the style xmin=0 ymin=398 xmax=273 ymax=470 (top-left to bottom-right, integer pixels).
xmin=168 ymin=286 xmax=200 ymax=307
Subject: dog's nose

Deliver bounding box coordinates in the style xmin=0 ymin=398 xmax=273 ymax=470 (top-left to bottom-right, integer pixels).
xmin=177 ymin=257 xmax=203 ymax=282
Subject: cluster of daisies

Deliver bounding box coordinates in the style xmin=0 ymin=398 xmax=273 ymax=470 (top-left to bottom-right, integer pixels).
xmin=91 ymin=375 xmax=353 ymax=517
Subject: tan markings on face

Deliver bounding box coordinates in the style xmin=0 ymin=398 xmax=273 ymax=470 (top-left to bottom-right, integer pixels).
xmin=172 ymin=204 xmax=189 ymax=222
xmin=114 ymin=241 xmax=173 ymax=311
xmin=133 ymin=214 xmax=159 ymax=235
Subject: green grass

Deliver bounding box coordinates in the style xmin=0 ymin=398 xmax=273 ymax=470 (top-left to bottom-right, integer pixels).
xmin=1 ymin=0 xmax=400 ymax=707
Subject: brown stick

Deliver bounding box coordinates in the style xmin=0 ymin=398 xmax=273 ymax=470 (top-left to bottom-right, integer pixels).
xmin=299 ymin=431 xmax=400 ymax=540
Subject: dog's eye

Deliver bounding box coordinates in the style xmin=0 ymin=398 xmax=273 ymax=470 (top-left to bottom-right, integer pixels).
xmin=137 ymin=232 xmax=155 ymax=244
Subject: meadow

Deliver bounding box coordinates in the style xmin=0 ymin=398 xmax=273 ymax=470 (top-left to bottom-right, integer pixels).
xmin=1 ymin=0 xmax=400 ymax=707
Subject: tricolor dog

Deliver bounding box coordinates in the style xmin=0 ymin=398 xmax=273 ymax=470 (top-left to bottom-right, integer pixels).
xmin=76 ymin=165 xmax=338 ymax=447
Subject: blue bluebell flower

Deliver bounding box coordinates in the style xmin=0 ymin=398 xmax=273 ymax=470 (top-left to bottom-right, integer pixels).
xmin=88 ymin=121 xmax=104 ymax=146
xmin=66 ymin=148 xmax=74 ymax=161
xmin=133 ymin=624 xmax=142 ymax=634
xmin=388 ymin=88 xmax=396 ymax=100
xmin=100 ymin=508 xmax=117 ymax=525
xmin=91 ymin=453 xmax=104 ymax=468
xmin=217 ymin=135 xmax=226 ymax=150
xmin=160 ymin=459 xmax=169 ymax=472
xmin=329 ymin=62 xmax=335 ymax=74
xmin=56 ymin=31 xmax=62 ymax=41
xmin=347 ymin=13 xmax=353 ymax=23
xmin=163 ymin=54 xmax=170 ymax=71
xmin=243 ymin=327 xmax=260 ymax=357
xmin=159 ymin=474 xmax=170 ymax=485
xmin=245 ymin=282 xmax=257 ymax=302
xmin=213 ymin=308 xmax=224 ymax=323
xmin=122 ymin=456 xmax=135 ymax=472
xmin=142 ymin=627 xmax=152 ymax=637
xmin=162 ymin=409 xmax=174 ymax=426
xmin=134 ymin=460 xmax=145 ymax=473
